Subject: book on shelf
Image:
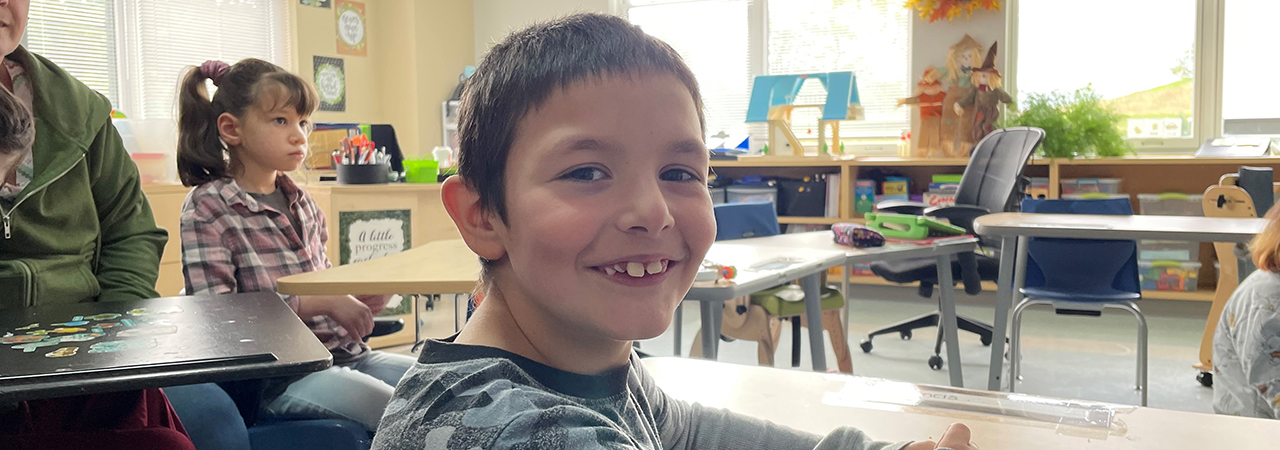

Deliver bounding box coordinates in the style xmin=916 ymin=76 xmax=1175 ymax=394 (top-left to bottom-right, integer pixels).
xmin=825 ymin=173 xmax=841 ymax=218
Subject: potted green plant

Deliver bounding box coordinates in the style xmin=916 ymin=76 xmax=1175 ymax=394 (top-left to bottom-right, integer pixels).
xmin=1001 ymin=86 xmax=1133 ymax=159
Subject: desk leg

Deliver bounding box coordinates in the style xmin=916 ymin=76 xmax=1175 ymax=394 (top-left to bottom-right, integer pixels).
xmin=937 ymin=255 xmax=964 ymax=388
xmin=699 ymin=301 xmax=720 ymax=360
xmin=802 ymin=274 xmax=829 ymax=372
xmin=987 ymin=235 xmax=1018 ymax=391
xmin=842 ymin=266 xmax=851 ymax=336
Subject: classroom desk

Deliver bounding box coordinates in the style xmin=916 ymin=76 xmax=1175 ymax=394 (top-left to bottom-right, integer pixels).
xmin=973 ymin=213 xmax=1268 ymax=392
xmin=642 ymin=356 xmax=1280 ymax=450
xmin=0 ymin=293 xmax=332 ymax=402
xmin=276 ymin=239 xmax=480 ymax=296
xmin=732 ymin=232 xmax=980 ymax=387
xmin=689 ymin=243 xmax=848 ymax=372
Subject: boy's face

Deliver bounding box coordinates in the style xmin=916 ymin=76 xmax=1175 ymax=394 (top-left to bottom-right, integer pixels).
xmin=495 ymin=72 xmax=714 ymax=341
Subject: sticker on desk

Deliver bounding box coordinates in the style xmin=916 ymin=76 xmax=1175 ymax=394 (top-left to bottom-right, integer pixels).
xmin=128 ymin=306 xmax=183 ymax=316
xmin=45 ymin=347 xmax=78 ymax=358
xmin=52 ymin=320 xmax=89 ymax=327
xmin=2 ymin=334 xmax=49 ymax=345
xmin=821 ymin=377 xmax=1129 ymax=431
xmin=59 ymin=332 xmax=105 ymax=343
xmin=96 ymin=322 xmax=121 ymax=329
xmin=83 ymin=313 xmax=121 ymax=321
xmin=88 ymin=338 xmax=158 ymax=353
xmin=15 ymin=323 xmax=39 ymax=331
xmin=12 ymin=339 xmax=62 ymax=353
xmin=26 ymin=329 xmax=49 ymax=336
xmin=116 ymin=326 xmax=178 ymax=338
xmin=49 ymin=327 xmax=86 ymax=334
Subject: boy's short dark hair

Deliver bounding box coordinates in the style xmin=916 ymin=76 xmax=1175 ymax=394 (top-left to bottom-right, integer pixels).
xmin=457 ymin=13 xmax=705 ymax=225
xmin=0 ymin=85 xmax=34 ymax=153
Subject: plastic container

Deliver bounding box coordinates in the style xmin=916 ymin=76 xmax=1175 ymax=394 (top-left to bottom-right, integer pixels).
xmin=403 ymin=159 xmax=439 ymax=184
xmin=129 ymin=152 xmax=171 ymax=184
xmin=1026 ymin=177 xmax=1050 ymax=199
xmin=710 ymin=187 xmax=727 ymax=204
xmin=726 ymin=185 xmax=778 ymax=205
xmin=1139 ymin=261 xmax=1202 ymax=291
xmin=1138 ymin=240 xmax=1200 ymax=262
xmin=1061 ymin=193 xmax=1130 ymax=200
xmin=1060 ymin=178 xmax=1122 ymax=195
xmin=1137 ymin=193 xmax=1204 ymax=216
xmin=336 ymin=162 xmax=391 ymax=185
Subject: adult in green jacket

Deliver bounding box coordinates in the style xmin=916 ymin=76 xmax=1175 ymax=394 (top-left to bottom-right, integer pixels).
xmin=0 ymin=44 xmax=168 ymax=310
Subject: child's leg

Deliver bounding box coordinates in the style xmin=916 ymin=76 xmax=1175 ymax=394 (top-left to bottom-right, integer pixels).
xmin=346 ymin=350 xmax=417 ymax=387
xmin=261 ymin=365 xmax=398 ymax=431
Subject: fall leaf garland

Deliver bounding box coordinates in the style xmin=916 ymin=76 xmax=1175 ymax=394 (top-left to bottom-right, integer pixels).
xmin=905 ymin=0 xmax=1001 ymax=23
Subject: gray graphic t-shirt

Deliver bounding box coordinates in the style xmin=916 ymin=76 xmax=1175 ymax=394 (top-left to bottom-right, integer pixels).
xmin=373 ymin=337 xmax=910 ymax=450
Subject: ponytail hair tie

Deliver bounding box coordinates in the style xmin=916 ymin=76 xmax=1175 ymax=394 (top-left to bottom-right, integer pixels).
xmin=200 ymin=60 xmax=231 ymax=87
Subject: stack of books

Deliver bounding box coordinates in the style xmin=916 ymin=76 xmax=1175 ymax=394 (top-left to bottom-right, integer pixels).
xmin=923 ymin=174 xmax=961 ymax=208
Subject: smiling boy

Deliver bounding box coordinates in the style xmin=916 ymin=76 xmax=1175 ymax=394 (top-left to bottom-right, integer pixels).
xmin=373 ymin=14 xmax=975 ymax=450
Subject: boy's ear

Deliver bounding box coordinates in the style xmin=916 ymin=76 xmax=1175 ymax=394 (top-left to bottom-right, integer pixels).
xmin=216 ymin=112 xmax=242 ymax=147
xmin=441 ymin=175 xmax=507 ymax=262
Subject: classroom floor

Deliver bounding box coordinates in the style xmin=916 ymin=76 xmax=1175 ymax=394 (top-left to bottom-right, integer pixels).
xmin=388 ymin=285 xmax=1216 ymax=414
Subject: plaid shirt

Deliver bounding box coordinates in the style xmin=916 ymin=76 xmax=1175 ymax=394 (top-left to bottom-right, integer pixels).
xmin=181 ymin=175 xmax=368 ymax=363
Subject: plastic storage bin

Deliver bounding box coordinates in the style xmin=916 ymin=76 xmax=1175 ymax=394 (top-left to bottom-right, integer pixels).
xmin=709 ymin=187 xmax=727 ymax=204
xmin=726 ymin=186 xmax=778 ymax=205
xmin=1138 ymin=240 xmax=1200 ymax=262
xmin=129 ymin=152 xmax=171 ymax=184
xmin=1026 ymin=177 xmax=1050 ymax=199
xmin=1139 ymin=261 xmax=1201 ymax=291
xmin=1137 ymin=193 xmax=1204 ymax=216
xmin=1060 ymin=178 xmax=1122 ymax=195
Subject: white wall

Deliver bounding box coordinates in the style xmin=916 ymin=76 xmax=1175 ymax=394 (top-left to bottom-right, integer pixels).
xmin=472 ymin=0 xmax=614 ymax=61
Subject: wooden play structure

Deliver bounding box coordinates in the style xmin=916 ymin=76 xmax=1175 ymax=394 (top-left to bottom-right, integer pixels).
xmin=746 ymin=72 xmax=863 ymax=157
xmin=1195 ymin=173 xmax=1280 ymax=386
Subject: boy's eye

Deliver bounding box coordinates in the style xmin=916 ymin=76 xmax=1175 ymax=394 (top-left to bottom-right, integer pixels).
xmin=562 ymin=166 xmax=608 ymax=182
xmin=660 ymin=168 xmax=701 ymax=182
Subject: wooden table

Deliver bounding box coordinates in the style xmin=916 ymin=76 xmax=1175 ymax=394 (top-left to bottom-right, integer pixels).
xmin=731 ymin=232 xmax=980 ymax=387
xmin=277 ymin=239 xmax=481 ymax=296
xmin=973 ymin=213 xmax=1268 ymax=392
xmin=643 ymin=357 xmax=1280 ymax=450
xmin=0 ymin=293 xmax=332 ymax=402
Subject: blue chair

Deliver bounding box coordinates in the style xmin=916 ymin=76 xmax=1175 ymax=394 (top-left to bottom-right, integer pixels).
xmin=1009 ymin=197 xmax=1148 ymax=406
xmin=672 ymin=202 xmax=780 ymax=355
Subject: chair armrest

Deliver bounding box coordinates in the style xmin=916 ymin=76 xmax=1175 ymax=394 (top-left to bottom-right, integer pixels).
xmin=875 ymin=200 xmax=929 ymax=215
xmin=924 ymin=205 xmax=990 ymax=233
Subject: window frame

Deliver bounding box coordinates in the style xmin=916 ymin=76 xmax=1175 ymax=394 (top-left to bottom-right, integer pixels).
xmin=1005 ymin=0 xmax=1227 ymax=154
xmin=616 ymin=0 xmax=912 ymax=153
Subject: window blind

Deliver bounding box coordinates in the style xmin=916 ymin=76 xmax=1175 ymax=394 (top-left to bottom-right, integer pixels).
xmin=24 ymin=0 xmax=118 ymax=107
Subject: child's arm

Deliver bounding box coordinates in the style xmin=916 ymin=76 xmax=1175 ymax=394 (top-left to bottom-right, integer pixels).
xmin=88 ymin=120 xmax=169 ymax=301
xmin=180 ymin=212 xmax=240 ymax=297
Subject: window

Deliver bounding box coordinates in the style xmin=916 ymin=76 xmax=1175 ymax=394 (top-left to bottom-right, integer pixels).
xmin=22 ymin=0 xmax=290 ymax=120
xmin=1014 ymin=0 xmax=1198 ymax=148
xmin=1222 ymin=0 xmax=1280 ymax=125
xmin=623 ymin=0 xmax=910 ymax=149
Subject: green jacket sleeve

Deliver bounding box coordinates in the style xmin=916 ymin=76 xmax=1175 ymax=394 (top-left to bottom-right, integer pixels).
xmin=87 ymin=120 xmax=168 ymax=302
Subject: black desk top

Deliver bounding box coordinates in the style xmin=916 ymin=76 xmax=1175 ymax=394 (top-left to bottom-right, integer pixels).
xmin=0 ymin=292 xmax=332 ymax=402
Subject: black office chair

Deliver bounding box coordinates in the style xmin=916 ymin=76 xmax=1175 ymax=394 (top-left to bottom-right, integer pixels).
xmin=860 ymin=127 xmax=1046 ymax=370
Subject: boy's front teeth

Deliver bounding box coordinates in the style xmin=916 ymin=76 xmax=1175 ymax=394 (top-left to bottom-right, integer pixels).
xmin=611 ymin=261 xmax=667 ymax=278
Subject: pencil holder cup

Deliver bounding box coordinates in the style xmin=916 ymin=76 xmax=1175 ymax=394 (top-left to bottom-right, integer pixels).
xmin=336 ymin=162 xmax=391 ymax=185
xmin=403 ymin=159 xmax=439 ymax=184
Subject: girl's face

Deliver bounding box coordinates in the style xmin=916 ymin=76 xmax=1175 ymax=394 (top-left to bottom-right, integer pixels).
xmin=0 ymin=0 xmax=29 ymax=57
xmin=223 ymin=92 xmax=312 ymax=174
xmin=490 ymin=72 xmax=716 ymax=342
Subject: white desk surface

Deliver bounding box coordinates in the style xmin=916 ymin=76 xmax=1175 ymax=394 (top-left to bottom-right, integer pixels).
xmin=974 ymin=213 xmax=1267 ymax=243
xmin=643 ymin=357 xmax=1280 ymax=450
xmin=687 ymin=242 xmax=847 ymax=302
xmin=733 ymin=232 xmax=979 ymax=265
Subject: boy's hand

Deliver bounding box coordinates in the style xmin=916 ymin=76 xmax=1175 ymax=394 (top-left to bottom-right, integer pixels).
xmin=319 ymin=295 xmax=375 ymax=339
xmin=902 ymin=423 xmax=975 ymax=450
xmin=355 ymin=294 xmax=393 ymax=315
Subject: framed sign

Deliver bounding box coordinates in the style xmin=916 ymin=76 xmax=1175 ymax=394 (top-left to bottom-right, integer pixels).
xmin=338 ymin=209 xmax=411 ymax=265
xmin=313 ymin=56 xmax=346 ymax=112
xmin=335 ymin=0 xmax=367 ymax=57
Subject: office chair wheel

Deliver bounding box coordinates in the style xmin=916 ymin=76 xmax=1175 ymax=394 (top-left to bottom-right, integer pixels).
xmin=927 ymin=355 xmax=944 ymax=370
xmin=1197 ymin=371 xmax=1213 ymax=387
xmin=900 ymin=330 xmax=912 ymax=340
xmin=980 ymin=335 xmax=992 ymax=346
xmin=859 ymin=339 xmax=873 ymax=353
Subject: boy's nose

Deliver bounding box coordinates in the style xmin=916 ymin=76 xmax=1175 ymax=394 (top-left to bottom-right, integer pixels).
xmin=618 ymin=181 xmax=674 ymax=236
